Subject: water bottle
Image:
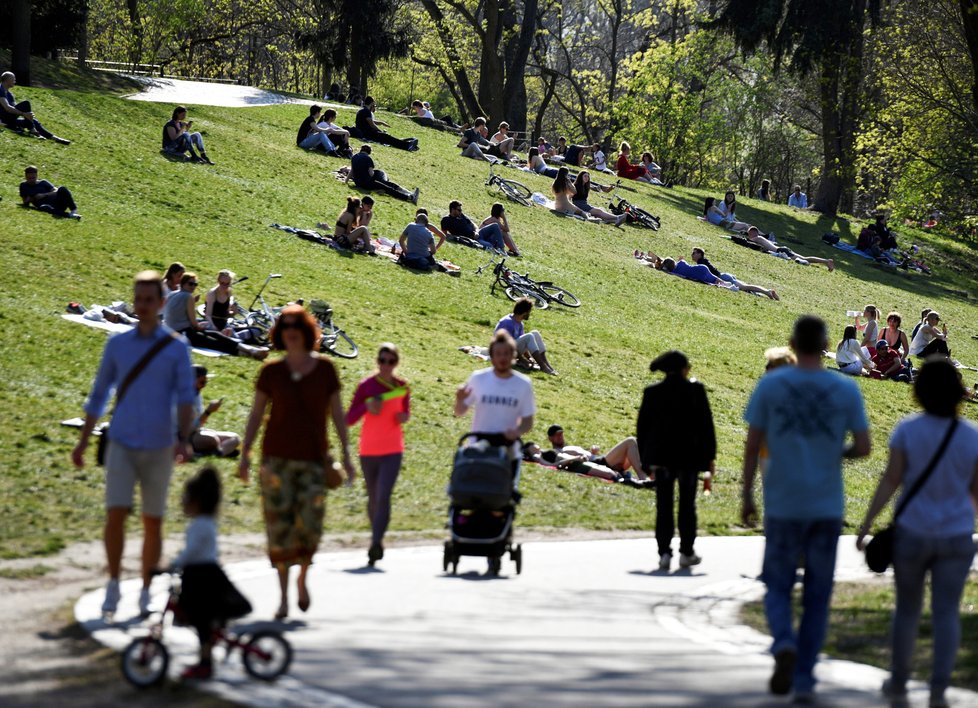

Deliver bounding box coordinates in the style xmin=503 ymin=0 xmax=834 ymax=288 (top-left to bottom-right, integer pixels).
xmin=846 ymin=310 xmax=861 ymax=317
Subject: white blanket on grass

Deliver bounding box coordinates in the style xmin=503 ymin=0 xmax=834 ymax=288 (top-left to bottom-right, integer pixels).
xmin=61 ymin=314 xmax=228 ymax=357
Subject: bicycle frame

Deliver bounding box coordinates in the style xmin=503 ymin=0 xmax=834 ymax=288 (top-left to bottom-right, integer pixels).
xmin=247 ymin=274 xmax=282 ymax=316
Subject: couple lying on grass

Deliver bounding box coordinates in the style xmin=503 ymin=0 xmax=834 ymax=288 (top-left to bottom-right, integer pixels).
xmin=636 ymin=247 xmax=781 ymax=300
xmin=523 ymin=424 xmax=655 ymax=488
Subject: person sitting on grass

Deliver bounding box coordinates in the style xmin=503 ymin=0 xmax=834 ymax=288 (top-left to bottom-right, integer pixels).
xmin=745 ymin=226 xmax=836 ymax=270
xmin=163 ymin=273 xmax=269 ymax=359
xmin=190 ymin=366 xmax=241 ymax=457
xmin=347 ymin=144 xmax=419 ymax=204
xmin=883 ymin=311 xmax=911 ymax=358
xmin=0 ymin=71 xmax=70 ymax=143
xmin=528 ymin=147 xmax=560 ymax=178
xmin=440 ymin=200 xmax=479 ymax=242
xmin=547 ymin=424 xmax=652 ymax=483
xmin=591 ymin=143 xmax=614 ymax=173
xmin=870 ymin=340 xmax=912 ymax=383
xmin=162 ymin=106 xmax=213 ymax=164
xmin=356 ymin=96 xmax=418 ymax=151
xmin=203 ymin=270 xmax=237 ymax=334
xmin=640 ymin=152 xmax=666 ymax=185
xmin=551 ymin=167 xmax=589 ymax=218
xmin=489 ymin=122 xmax=517 ymax=160
xmin=323 ymin=195 xmax=374 ymax=253
xmin=703 ymin=196 xmax=750 ymax=231
xmin=868 ymin=212 xmax=898 ymax=250
xmin=162 ymin=262 xmax=186 ymax=300
xmin=19 ymin=165 xmax=81 ymax=219
xmin=495 ymin=298 xmax=557 ymax=375
xmin=572 ymin=171 xmax=626 ymax=225
xmin=296 ymin=105 xmax=338 ymax=154
xmin=908 ymin=311 xmax=951 ymax=360
xmin=316 ymin=109 xmax=352 ymax=156
xmin=836 ymin=325 xmax=875 ymax=376
xmin=414 ymin=207 xmax=447 ymax=250
xmin=788 ymin=184 xmax=808 ymax=209
xmin=616 ymin=142 xmax=651 ymax=182
xmin=653 ymin=254 xmax=781 ymax=299
xmin=562 ymin=143 xmax=591 ymax=167
xmin=536 ymin=136 xmax=554 ymax=157
xmin=411 ymin=100 xmax=434 ymax=119
xmin=398 ymin=213 xmax=440 ymax=271
xmin=689 ymin=247 xmax=780 ymax=300
xmin=459 ymin=116 xmax=493 ymax=160
xmin=855 ymin=305 xmax=880 ymax=349
xmin=480 ymin=202 xmax=521 ymax=256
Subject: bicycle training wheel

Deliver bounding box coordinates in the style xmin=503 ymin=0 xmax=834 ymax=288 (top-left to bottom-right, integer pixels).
xmin=536 ymin=283 xmax=581 ymax=308
xmin=243 ymin=631 xmax=293 ymax=681
xmin=323 ymin=325 xmax=359 ymax=359
xmin=504 ymin=285 xmax=549 ymax=309
xmin=121 ymin=637 xmax=169 ymax=688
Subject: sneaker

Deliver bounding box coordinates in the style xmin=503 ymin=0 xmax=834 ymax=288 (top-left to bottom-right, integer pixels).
xmin=411 ymin=187 xmax=420 ymax=205
xmin=679 ymin=552 xmax=702 ymax=568
xmin=367 ymin=543 xmax=384 ymax=566
xmin=769 ymin=647 xmax=797 ymax=695
xmin=68 ymin=211 xmax=82 ymax=221
xmin=53 ymin=136 xmax=72 ymax=145
xmin=138 ymin=587 xmax=152 ymax=616
xmin=38 ymin=203 xmax=56 ymax=214
xmin=881 ymin=678 xmax=908 ymax=705
xmin=658 ymin=553 xmax=671 ymax=571
xmin=200 ymin=153 xmax=215 ymax=165
xmin=180 ymin=663 xmax=213 ymax=680
xmin=101 ymin=578 xmax=121 ymax=616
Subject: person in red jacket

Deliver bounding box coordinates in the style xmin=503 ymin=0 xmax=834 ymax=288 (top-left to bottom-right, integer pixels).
xmin=345 ymin=343 xmax=411 ymax=566
xmin=616 ymin=141 xmax=652 ymax=183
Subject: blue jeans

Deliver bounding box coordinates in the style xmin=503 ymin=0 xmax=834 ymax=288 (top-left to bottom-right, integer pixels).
xmin=890 ymin=528 xmax=975 ymax=696
xmin=762 ymin=517 xmax=842 ymax=693
xmin=478 ymin=223 xmax=505 ymax=250
xmin=300 ymin=131 xmax=337 ymax=152
xmin=165 ymin=132 xmax=206 ymax=156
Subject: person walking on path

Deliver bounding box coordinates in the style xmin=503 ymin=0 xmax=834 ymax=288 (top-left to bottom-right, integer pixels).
xmin=345 ymin=343 xmax=411 ymax=567
xmin=856 ymin=359 xmax=978 ymax=708
xmin=70 ymin=270 xmax=197 ymax=618
xmin=741 ymin=315 xmax=871 ymax=704
xmin=238 ymin=305 xmax=356 ymax=620
xmin=636 ymin=350 xmax=716 ymax=571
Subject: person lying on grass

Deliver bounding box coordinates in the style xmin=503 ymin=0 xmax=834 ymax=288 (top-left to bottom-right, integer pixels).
xmin=521 ymin=442 xmax=653 ymax=488
xmin=546 ymin=424 xmax=652 ymax=482
xmin=744 ymin=226 xmax=835 ymax=271
xmin=347 ymin=144 xmax=419 ymax=204
xmin=689 ymin=247 xmax=780 ymax=300
xmin=398 ymin=213 xmax=440 ymax=271
xmin=495 ymin=298 xmax=557 ymax=375
xmin=321 ymin=195 xmax=375 ymax=254
xmin=636 ymin=251 xmax=781 ymax=299
xmin=19 ymin=165 xmax=81 ymax=219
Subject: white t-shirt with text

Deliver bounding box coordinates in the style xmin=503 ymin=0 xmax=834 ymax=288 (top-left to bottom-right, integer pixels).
xmin=464 ymin=368 xmax=536 ymax=434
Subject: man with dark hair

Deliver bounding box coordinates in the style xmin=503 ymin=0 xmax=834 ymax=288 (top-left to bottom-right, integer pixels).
xmin=296 ymin=105 xmax=338 ymax=154
xmin=440 ymin=200 xmax=478 ymax=240
xmin=741 ymin=315 xmax=871 ymax=703
xmin=0 ymin=71 xmax=70 ymax=144
xmin=349 ymin=144 xmax=419 ymax=203
xmin=20 ymin=165 xmax=81 ymax=219
xmin=546 ymin=424 xmax=650 ymax=482
xmin=355 ymin=96 xmax=418 ymax=151
xmin=71 ymin=271 xmax=197 ymax=619
xmin=317 ymin=109 xmax=352 ymax=156
xmin=495 ymin=299 xmax=557 ymax=375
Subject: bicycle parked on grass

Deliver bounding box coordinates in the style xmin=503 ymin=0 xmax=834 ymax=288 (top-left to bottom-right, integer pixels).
xmin=485 ymin=163 xmax=532 ymax=207
xmin=310 ymin=299 xmax=359 ymax=359
xmin=608 ymin=181 xmax=660 ymax=230
xmin=475 ymin=256 xmax=581 ymax=310
xmin=120 ymin=575 xmax=292 ymax=688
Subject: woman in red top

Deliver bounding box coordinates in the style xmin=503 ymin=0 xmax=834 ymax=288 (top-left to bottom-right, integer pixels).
xmin=345 ymin=343 xmax=411 ymax=566
xmin=239 ymin=305 xmax=355 ymax=619
xmin=616 ymin=141 xmax=651 ymax=182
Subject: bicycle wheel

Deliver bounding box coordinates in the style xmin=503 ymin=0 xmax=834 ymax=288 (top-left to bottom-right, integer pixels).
xmin=632 ymin=207 xmax=660 ymax=230
xmin=536 ymin=283 xmax=581 ymax=308
xmin=504 ymin=284 xmax=549 ymax=309
xmin=243 ymin=631 xmax=292 ymax=681
xmin=245 ymin=312 xmax=273 ymax=345
xmin=322 ymin=323 xmax=359 ymax=359
xmin=498 ymin=180 xmax=532 ymax=207
xmin=121 ymin=637 xmax=169 ymax=688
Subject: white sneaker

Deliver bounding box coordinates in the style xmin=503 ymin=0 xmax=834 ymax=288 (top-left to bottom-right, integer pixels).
xmin=658 ymin=553 xmax=671 ymax=571
xmin=138 ymin=587 xmax=152 ymax=617
xmin=679 ymin=552 xmax=702 ymax=568
xmin=101 ymin=578 xmax=121 ymax=616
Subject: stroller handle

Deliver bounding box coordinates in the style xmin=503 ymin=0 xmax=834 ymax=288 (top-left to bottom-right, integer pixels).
xmin=458 ymin=432 xmax=522 ymax=447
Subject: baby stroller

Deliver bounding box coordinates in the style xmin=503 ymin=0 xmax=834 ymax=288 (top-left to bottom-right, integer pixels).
xmin=443 ymin=433 xmax=523 ymax=576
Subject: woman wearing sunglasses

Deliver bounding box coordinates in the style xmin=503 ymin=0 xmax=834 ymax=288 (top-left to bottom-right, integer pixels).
xmin=345 ymin=343 xmax=411 ymax=566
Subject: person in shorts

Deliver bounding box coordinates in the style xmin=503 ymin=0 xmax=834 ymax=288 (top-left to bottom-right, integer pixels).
xmin=71 ymin=271 xmax=197 ymax=618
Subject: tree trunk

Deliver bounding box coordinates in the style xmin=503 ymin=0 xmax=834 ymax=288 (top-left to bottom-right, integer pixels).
xmin=533 ymin=73 xmax=557 ymax=143
xmin=77 ymin=6 xmax=89 ymax=69
xmin=499 ymin=0 xmax=537 ymax=133
xmin=962 ymin=0 xmax=978 ymax=114
xmin=478 ymin=0 xmax=505 ymax=122
xmin=419 ymin=0 xmax=484 ymax=119
xmin=127 ymin=0 xmax=143 ymax=67
xmin=11 ymin=0 xmax=31 ymax=86
xmin=813 ymin=60 xmax=845 ymax=215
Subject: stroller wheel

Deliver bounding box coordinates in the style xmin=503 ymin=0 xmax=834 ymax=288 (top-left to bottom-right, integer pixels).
xmin=511 ymin=544 xmax=523 ymax=575
xmin=442 ymin=542 xmax=452 ymax=573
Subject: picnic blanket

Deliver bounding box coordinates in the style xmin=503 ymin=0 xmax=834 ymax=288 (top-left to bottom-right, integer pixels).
xmin=62 ymin=314 xmax=227 ymax=357
xmin=459 ymin=345 xmax=540 ymax=370
xmin=830 ymin=241 xmax=900 ymax=266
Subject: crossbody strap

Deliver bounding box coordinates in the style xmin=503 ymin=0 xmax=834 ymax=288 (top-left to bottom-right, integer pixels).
xmin=114 ymin=331 xmax=180 ymax=409
xmin=893 ymin=418 xmax=959 ymax=520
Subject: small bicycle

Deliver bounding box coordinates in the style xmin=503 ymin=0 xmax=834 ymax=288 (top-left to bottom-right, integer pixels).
xmin=120 ymin=575 xmax=292 ymax=688
xmin=608 ymin=181 xmax=661 ymax=230
xmin=476 ymin=256 xmax=581 ymax=310
xmin=485 ymin=163 xmax=533 ymax=207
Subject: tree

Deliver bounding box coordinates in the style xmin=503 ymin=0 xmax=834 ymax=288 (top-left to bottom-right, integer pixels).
xmin=711 ymin=0 xmax=881 ymax=215
xmin=10 ymin=0 xmax=32 ymax=86
xmin=963 ymin=0 xmax=978 ymax=113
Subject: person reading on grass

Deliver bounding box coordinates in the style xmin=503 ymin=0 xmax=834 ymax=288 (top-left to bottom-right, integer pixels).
xmin=189 ymin=366 xmax=241 ymax=457
xmin=162 ymin=106 xmax=213 ymax=164
xmin=347 ymin=145 xmax=419 ymax=204
xmin=296 ymin=105 xmax=338 ymax=154
xmin=398 ymin=213 xmax=439 ymax=271
xmin=744 ymin=226 xmax=835 ymax=271
xmin=0 ymin=71 xmax=70 ymax=143
xmin=495 ymin=298 xmax=557 ymax=375
xmin=647 ymin=253 xmax=781 ymax=300
xmin=572 ymin=171 xmax=626 ymax=224
xmin=546 ymin=424 xmax=652 ymax=483
xmin=19 ymin=165 xmax=81 ymax=219
xmin=689 ymin=247 xmax=780 ymax=300
xmin=355 ymin=96 xmax=418 ymax=151
xmin=322 ymin=195 xmax=374 ymax=254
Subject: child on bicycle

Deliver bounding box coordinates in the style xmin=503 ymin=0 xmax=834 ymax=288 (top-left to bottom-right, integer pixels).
xmin=169 ymin=466 xmax=252 ymax=679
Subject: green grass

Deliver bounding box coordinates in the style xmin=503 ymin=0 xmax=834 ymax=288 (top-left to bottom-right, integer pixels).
xmin=2 ymin=55 xmax=978 ymax=557
xmin=0 ymin=563 xmax=54 ymax=579
xmin=741 ymin=577 xmax=978 ymax=691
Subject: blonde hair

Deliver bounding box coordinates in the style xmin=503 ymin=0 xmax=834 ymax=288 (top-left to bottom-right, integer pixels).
xmin=764 ymin=346 xmax=797 ymax=371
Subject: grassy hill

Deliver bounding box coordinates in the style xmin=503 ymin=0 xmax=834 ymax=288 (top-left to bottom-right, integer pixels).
xmin=3 ymin=61 xmax=978 ymax=558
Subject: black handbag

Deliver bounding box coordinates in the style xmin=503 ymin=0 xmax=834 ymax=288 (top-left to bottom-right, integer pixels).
xmin=96 ymin=333 xmax=178 ymax=465
xmin=864 ymin=418 xmax=958 ymax=573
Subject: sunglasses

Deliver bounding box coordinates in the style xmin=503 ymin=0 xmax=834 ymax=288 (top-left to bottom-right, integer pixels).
xmin=278 ymin=320 xmax=302 ymax=330
xmin=378 ymin=357 xmax=398 ymax=365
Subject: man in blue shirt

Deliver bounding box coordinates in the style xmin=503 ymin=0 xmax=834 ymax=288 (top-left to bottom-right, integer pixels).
xmin=19 ymin=165 xmax=80 ymax=219
xmin=0 ymin=71 xmax=70 ymax=144
xmin=349 ymin=144 xmax=419 ymax=204
xmin=788 ymin=185 xmax=808 ymax=209
xmin=71 ymin=271 xmax=197 ymax=618
xmin=494 ymin=298 xmax=557 ymax=375
xmin=741 ymin=315 xmax=871 ymax=703
xmin=398 ymin=213 xmax=437 ymax=270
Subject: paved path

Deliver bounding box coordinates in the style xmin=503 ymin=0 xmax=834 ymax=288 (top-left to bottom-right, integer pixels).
xmin=76 ymin=536 xmax=978 ymax=707
xmin=123 ymin=76 xmax=325 ymax=108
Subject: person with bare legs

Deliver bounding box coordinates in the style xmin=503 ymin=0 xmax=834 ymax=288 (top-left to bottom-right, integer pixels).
xmin=495 ymin=298 xmax=557 ymax=375
xmin=745 ymin=226 xmax=835 ymax=271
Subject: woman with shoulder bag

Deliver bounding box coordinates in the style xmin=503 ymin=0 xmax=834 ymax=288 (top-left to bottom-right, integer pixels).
xmin=856 ymin=358 xmax=978 ymax=708
xmin=239 ymin=305 xmax=356 ymax=620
